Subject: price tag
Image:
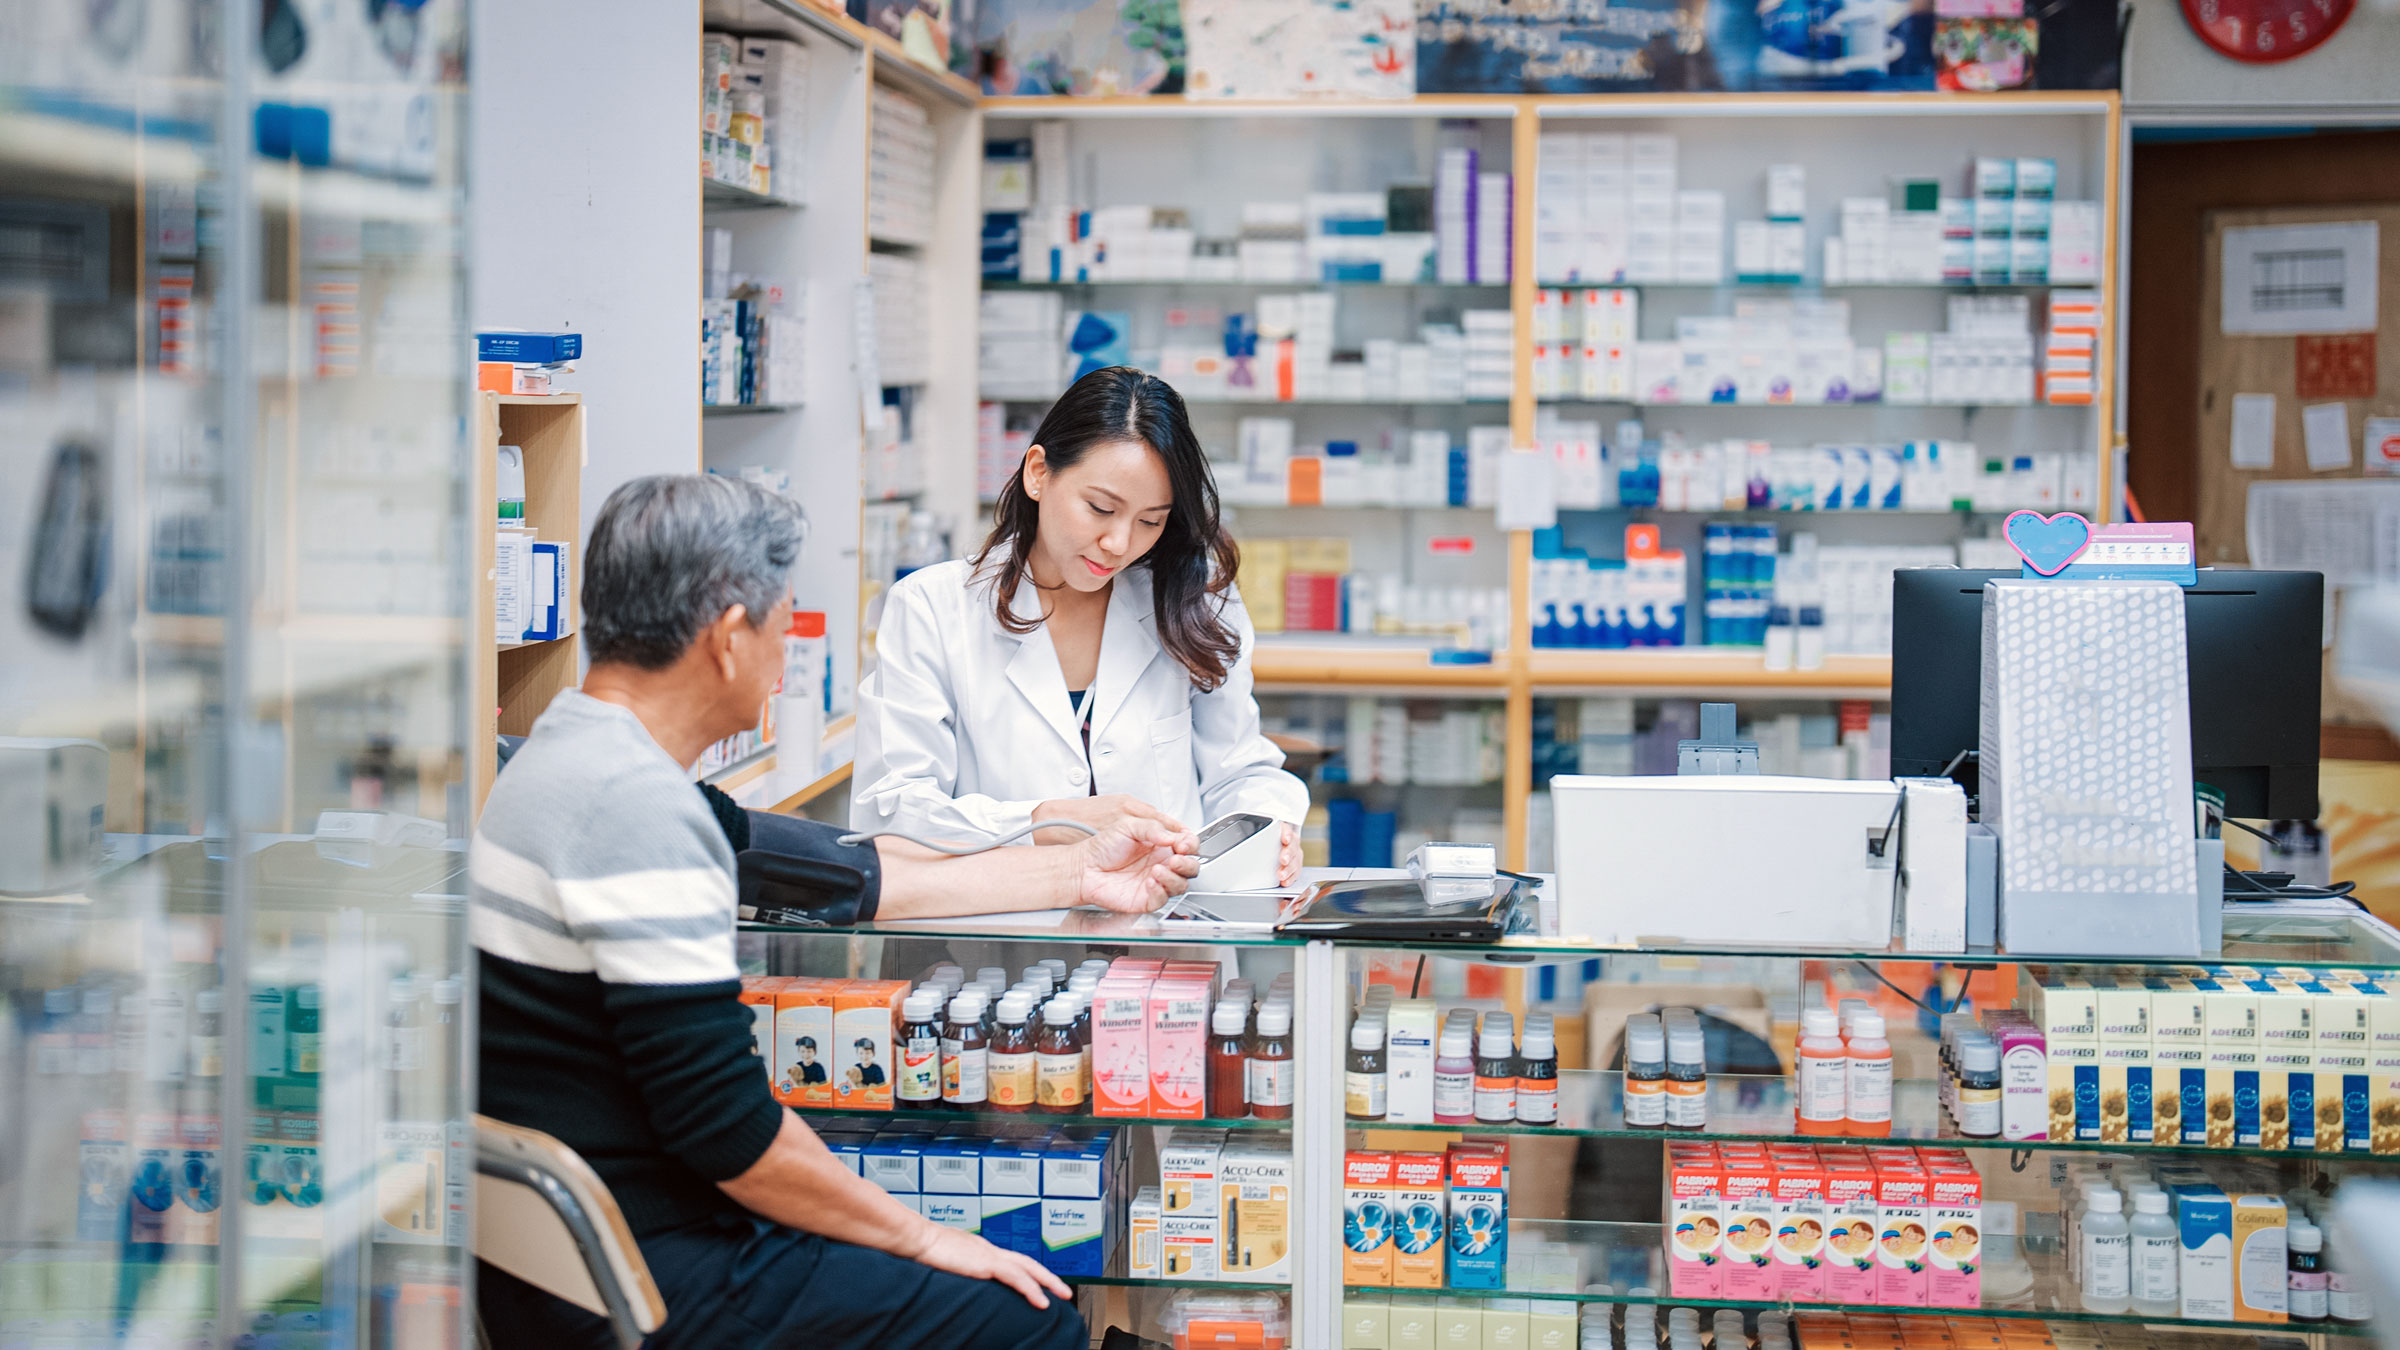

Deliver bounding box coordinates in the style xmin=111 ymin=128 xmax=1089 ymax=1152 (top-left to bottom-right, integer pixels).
xmin=2054 ymin=522 xmax=2198 ymax=586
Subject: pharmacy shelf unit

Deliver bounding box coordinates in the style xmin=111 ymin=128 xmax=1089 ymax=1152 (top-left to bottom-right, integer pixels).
xmin=738 ymin=892 xmax=2400 ymax=1349
xmin=472 ymin=393 xmax=584 ymax=813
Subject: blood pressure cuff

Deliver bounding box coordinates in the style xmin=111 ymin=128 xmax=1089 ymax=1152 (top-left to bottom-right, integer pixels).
xmin=700 ymin=784 xmax=882 ymax=925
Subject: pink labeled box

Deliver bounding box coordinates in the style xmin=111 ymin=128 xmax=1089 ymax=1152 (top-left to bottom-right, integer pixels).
xmin=1665 ymin=1145 xmax=1724 ymax=1299
xmin=1093 ymin=977 xmax=1154 ymax=1117
xmin=1872 ymin=1157 xmax=1930 ymax=1307
xmin=1926 ymin=1164 xmax=1984 ymax=1307
xmin=1148 ymin=978 xmax=1211 ymax=1119
xmin=1768 ymin=1150 xmax=1828 ymax=1302
xmin=1820 ymin=1151 xmax=1881 ymax=1304
xmin=1719 ymin=1152 xmax=1778 ymax=1301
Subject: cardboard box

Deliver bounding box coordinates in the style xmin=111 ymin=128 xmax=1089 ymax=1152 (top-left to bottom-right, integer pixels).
xmin=2026 ymin=969 xmax=2098 ymax=1142
xmin=833 ymin=980 xmax=905 ymax=1110
xmin=740 ymin=976 xmax=786 ymax=1073
xmin=1346 ymin=1296 xmax=1392 ymax=1349
xmin=2258 ymin=983 xmax=2315 ymax=1151
xmin=1388 ymin=1000 xmax=1439 ymax=1125
xmin=2231 ymin=1194 xmax=2288 ymax=1322
xmin=1392 ymin=1152 xmax=1449 ymax=1288
xmin=1665 ymin=1145 xmax=1724 ymax=1298
xmin=1221 ymin=1136 xmax=1293 ymax=1283
xmin=1873 ymin=1155 xmax=1930 ymax=1306
xmin=1128 ymin=1185 xmax=1162 ymax=1278
xmin=1041 ymin=1197 xmax=1108 ymax=1276
xmin=1769 ymin=1150 xmax=1827 ymax=1302
xmin=1346 ymin=1151 xmax=1398 ymax=1286
xmin=985 ymin=1191 xmax=1040 ymax=1256
xmin=1149 ymin=979 xmax=1211 ymax=1119
xmin=1927 ymin=1164 xmax=1983 ymax=1308
xmin=2094 ymin=982 xmax=2153 ymax=1145
xmin=1162 ymin=1210 xmax=1218 ymax=1279
xmin=2315 ymin=982 xmax=2373 ymax=1153
xmin=2172 ymin=1184 xmax=2233 ymax=1319
xmin=1445 ymin=1145 xmax=1508 ymax=1291
xmin=773 ymin=979 xmax=837 ymax=1108
xmin=2204 ymin=984 xmax=2262 ymax=1148
xmin=1093 ymin=977 xmax=1152 ymax=1116
xmin=2149 ymin=976 xmax=2209 ymax=1147
xmin=1161 ymin=1130 xmax=1223 ymax=1218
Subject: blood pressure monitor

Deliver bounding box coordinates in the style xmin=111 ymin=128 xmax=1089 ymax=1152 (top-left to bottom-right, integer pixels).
xmin=1191 ymin=812 xmax=1282 ymax=893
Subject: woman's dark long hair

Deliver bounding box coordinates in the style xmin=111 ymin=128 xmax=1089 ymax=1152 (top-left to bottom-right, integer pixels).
xmin=973 ymin=366 xmax=1243 ymax=691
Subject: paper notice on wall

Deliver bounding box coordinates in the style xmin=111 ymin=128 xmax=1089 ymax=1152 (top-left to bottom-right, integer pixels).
xmin=2246 ymin=478 xmax=2400 ymax=585
xmin=1497 ymin=448 xmax=1558 ymax=531
xmin=2367 ymin=418 xmax=2400 ymax=477
xmin=2304 ymin=401 xmax=2354 ymax=472
xmin=2220 ymin=221 xmax=2379 ymax=335
xmin=2231 ymin=393 xmax=2278 ymax=469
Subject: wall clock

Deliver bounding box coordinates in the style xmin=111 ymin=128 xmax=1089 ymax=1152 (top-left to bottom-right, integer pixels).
xmin=2180 ymin=0 xmax=2354 ymax=62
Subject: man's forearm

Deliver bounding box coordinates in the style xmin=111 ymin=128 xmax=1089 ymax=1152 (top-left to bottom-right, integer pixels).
xmin=719 ymin=1111 xmax=936 ymax=1256
xmin=871 ymin=837 xmax=1076 ymax=919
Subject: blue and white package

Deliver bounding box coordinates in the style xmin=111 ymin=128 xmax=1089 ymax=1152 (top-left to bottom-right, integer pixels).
xmin=475 ymin=331 xmax=582 ymax=364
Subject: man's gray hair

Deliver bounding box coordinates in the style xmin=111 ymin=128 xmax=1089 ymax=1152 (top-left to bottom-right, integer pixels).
xmin=582 ymin=474 xmax=806 ymax=669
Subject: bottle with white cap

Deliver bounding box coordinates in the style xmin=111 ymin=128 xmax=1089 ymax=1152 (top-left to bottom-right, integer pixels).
xmin=1665 ymin=1019 xmax=1708 ymax=1130
xmin=1844 ymin=1010 xmax=1892 ymax=1136
xmin=1517 ymin=1013 xmax=1560 ymax=1124
xmin=1475 ymin=1012 xmax=1519 ymax=1123
xmin=2129 ymin=1188 xmax=2180 ymax=1315
xmin=1796 ymin=1007 xmax=1847 ymax=1135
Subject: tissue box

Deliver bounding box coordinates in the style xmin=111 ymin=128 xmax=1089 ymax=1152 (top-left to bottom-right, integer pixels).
xmin=1980 ymin=580 xmax=2199 ymax=955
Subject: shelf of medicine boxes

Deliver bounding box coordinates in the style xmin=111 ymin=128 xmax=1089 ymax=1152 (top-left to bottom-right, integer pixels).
xmin=474 ymin=392 xmax=584 ymax=814
xmin=1340 ymin=1218 xmax=2374 ymax=1337
xmin=701 ymin=0 xmax=977 ymax=107
xmin=706 ymin=714 xmax=858 ymax=813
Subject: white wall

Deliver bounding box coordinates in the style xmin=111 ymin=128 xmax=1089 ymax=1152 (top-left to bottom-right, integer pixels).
xmin=471 ymin=0 xmax=698 ymax=535
xmin=2123 ymin=0 xmax=2400 ymax=120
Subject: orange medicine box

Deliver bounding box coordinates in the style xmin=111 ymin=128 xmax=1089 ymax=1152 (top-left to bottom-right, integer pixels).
xmin=773 ymin=979 xmax=837 ymax=1108
xmin=1390 ymin=1152 xmax=1448 ymax=1288
xmin=1342 ymin=1150 xmax=1396 ymax=1286
xmin=741 ymin=977 xmax=788 ymax=1075
xmin=833 ymin=980 xmax=907 ymax=1110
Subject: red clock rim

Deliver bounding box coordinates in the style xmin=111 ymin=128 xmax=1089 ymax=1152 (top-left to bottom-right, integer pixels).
xmin=2178 ymin=0 xmax=2356 ymax=62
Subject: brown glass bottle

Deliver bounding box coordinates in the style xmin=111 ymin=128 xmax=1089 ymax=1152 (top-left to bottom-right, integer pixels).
xmin=987 ymin=995 xmax=1036 ymax=1113
xmin=940 ymin=992 xmax=987 ymax=1107
xmin=1209 ymin=1000 xmax=1250 ymax=1119
xmin=1034 ymin=997 xmax=1084 ymax=1114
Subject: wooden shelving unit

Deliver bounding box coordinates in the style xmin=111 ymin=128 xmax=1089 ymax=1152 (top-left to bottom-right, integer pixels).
xmin=472 ymin=392 xmax=585 ymax=813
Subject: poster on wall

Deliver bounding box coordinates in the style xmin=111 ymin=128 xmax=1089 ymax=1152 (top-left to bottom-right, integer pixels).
xmin=1412 ymin=0 xmax=2118 ymax=93
xmin=975 ymin=0 xmax=1187 ymax=94
xmin=1183 ymin=0 xmax=1416 ymax=99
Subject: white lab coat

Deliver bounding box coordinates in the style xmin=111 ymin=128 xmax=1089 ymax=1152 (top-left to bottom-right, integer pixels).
xmin=852 ymin=558 xmax=1309 ymax=842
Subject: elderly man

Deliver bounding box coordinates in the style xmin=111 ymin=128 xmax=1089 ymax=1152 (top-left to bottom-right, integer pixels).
xmin=473 ymin=474 xmax=1196 ymax=1348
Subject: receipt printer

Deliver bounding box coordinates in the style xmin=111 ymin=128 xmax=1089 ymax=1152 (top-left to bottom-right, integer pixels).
xmin=1551 ymin=774 xmax=1903 ymax=947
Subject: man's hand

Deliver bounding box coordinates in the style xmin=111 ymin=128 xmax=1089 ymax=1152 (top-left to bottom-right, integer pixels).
xmin=1275 ymin=821 xmax=1303 ymax=886
xmin=908 ymin=1222 xmax=1073 ymax=1309
xmin=1073 ymin=817 xmax=1199 ymax=913
xmin=1031 ymin=793 xmax=1187 ymax=846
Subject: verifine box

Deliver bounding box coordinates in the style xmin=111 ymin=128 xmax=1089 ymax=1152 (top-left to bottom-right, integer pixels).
xmin=475 ymin=330 xmax=582 ymax=364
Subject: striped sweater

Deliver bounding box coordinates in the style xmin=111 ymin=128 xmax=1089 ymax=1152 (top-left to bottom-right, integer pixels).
xmin=471 ymin=690 xmax=784 ymax=1236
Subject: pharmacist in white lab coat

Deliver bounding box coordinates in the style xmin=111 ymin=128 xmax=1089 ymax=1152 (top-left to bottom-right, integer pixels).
xmin=853 ymin=366 xmax=1309 ymax=882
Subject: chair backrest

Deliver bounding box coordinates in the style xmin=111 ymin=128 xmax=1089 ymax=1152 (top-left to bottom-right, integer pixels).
xmin=474 ymin=1113 xmax=666 ymax=1346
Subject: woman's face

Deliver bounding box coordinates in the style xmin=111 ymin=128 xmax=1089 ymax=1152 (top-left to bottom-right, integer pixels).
xmin=1023 ymin=438 xmax=1173 ymax=593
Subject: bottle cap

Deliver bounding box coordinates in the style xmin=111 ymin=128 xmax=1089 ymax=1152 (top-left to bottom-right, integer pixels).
xmin=2292 ymin=1219 xmax=2322 ymax=1252
xmin=1043 ymin=997 xmax=1076 ymax=1026
xmin=946 ymin=993 xmax=982 ymax=1022
xmin=996 ymin=994 xmax=1032 ymax=1024
xmin=977 ymin=966 xmax=1008 ymax=987
xmin=1521 ymin=1025 xmax=1556 ymax=1059
xmin=296 ymin=985 xmax=320 ymax=1010
xmin=2089 ymin=1187 xmax=2122 ymax=1214
xmin=433 ymin=977 xmax=463 ymax=1006
xmin=1256 ymin=1005 xmax=1291 ymax=1036
xmin=1802 ymin=1007 xmax=1840 ymax=1039
xmin=1352 ymin=1021 xmax=1385 ymax=1051
xmin=1021 ymin=966 xmax=1053 ymax=991
xmin=1961 ymin=1039 xmax=1998 ymax=1073
xmin=2134 ymin=1190 xmax=2170 ymax=1215
xmin=1039 ymin=958 xmax=1069 ymax=980
xmin=1852 ymin=1011 xmax=1886 ymax=1041
xmin=1214 ymin=1002 xmax=1248 ymax=1036
xmin=903 ymin=992 xmax=942 ymax=1021
xmin=1667 ymin=1024 xmax=1706 ymax=1063
xmin=1626 ymin=1014 xmax=1666 ymax=1061
xmin=931 ymin=964 xmax=964 ymax=985
xmin=1479 ymin=1025 xmax=1516 ymax=1059
xmin=1439 ymin=1025 xmax=1474 ymax=1056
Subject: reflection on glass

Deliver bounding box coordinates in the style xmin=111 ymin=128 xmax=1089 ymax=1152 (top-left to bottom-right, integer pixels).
xmin=2 ymin=3 xmax=470 ymax=1345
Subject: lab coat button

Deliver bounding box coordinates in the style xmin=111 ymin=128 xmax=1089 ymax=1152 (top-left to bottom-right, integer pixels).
xmin=1067 ymin=768 xmax=1087 ymax=785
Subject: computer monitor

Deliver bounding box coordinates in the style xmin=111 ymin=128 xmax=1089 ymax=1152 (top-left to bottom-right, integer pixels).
xmin=1889 ymin=568 xmax=2323 ymax=820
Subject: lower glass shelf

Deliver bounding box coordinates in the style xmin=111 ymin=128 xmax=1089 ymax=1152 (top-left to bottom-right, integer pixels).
xmin=1351 ymin=1071 xmax=2400 ymax=1164
xmin=1071 ymin=1274 xmax=1294 ymax=1294
xmin=1345 ymin=1220 xmax=2370 ymax=1336
xmin=805 ymin=1105 xmax=1287 ymax=1132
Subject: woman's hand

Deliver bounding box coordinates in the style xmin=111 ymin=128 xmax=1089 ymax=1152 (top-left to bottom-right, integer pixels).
xmin=908 ymin=1222 xmax=1072 ymax=1309
xmin=1071 ymin=817 xmax=1199 ymax=913
xmin=1275 ymin=821 xmax=1302 ymax=886
xmin=1031 ymin=793 xmax=1187 ymax=846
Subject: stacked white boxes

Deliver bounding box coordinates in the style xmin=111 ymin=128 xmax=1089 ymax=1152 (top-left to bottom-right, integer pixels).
xmin=978 ymin=290 xmax=1063 ymax=399
xmin=734 ymin=37 xmax=810 ymax=204
xmin=868 ymin=253 xmax=929 ymax=387
xmin=868 ymin=86 xmax=934 ymax=245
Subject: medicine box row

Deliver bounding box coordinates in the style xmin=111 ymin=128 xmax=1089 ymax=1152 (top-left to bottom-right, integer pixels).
xmin=810 ymin=1117 xmax=1124 ymax=1277
xmin=1129 ymin=1128 xmax=1295 ymax=1284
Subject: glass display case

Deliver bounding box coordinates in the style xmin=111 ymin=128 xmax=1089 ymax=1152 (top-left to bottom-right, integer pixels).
xmin=1 ymin=4 xmax=474 ymax=1345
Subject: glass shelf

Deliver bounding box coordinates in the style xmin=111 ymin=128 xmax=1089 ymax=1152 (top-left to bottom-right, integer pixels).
xmin=805 ymin=1106 xmax=1289 ymax=1132
xmin=702 ymin=177 xmax=795 ymax=210
xmin=1541 ymin=399 xmax=2081 ymax=412
xmin=739 ymin=908 xmax=1306 ymax=947
xmin=1387 ymin=898 xmax=2400 ymax=974
xmin=987 ymin=278 xmax=1509 ymax=291
xmin=1345 ymin=1220 xmax=2371 ymax=1336
xmin=1347 ymin=1071 xmax=2400 ymax=1164
xmin=984 ymin=393 xmax=1512 ymax=409
xmin=1073 ymin=1274 xmax=1294 ymax=1293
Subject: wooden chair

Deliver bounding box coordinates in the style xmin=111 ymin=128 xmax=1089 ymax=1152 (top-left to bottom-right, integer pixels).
xmin=474 ymin=1114 xmax=665 ymax=1349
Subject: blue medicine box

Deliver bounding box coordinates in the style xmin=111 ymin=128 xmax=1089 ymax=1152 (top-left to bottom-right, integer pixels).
xmin=476 ymin=330 xmax=582 ymax=364
xmin=861 ymin=1137 xmax=922 ymax=1194
xmin=921 ymin=1138 xmax=981 ymax=1196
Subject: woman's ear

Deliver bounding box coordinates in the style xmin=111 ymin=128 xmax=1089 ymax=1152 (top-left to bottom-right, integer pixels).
xmin=1023 ymin=444 xmax=1048 ymax=501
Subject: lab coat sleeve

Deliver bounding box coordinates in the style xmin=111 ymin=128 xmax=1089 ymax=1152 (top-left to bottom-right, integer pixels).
xmin=1189 ymin=586 xmax=1312 ymax=827
xmin=850 ymin=578 xmax=1045 ymax=843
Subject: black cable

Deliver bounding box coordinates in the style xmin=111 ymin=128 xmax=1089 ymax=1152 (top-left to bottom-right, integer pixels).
xmin=1939 ymin=749 xmax=1974 ymax=780
xmin=1409 ymin=955 xmax=1426 ymax=999
xmin=1851 ymin=960 xmax=1948 ymax=1016
xmin=2209 ymin=818 xmax=2364 ymax=905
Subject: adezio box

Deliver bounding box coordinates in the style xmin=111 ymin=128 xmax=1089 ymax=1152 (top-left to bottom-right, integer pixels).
xmin=2025 ymin=968 xmax=2098 ymax=1142
xmin=2150 ymin=976 xmax=2209 ymax=1148
xmin=2315 ymin=981 xmax=2373 ymax=1153
xmin=2257 ymin=981 xmax=2315 ymax=1151
xmin=2095 ymin=980 xmax=2153 ymax=1145
xmin=2204 ymin=983 xmax=2262 ymax=1148
xmin=1665 ymin=1145 xmax=1723 ymax=1299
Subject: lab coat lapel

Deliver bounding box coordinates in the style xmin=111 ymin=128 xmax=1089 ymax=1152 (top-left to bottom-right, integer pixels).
xmin=997 ymin=573 xmax=1085 ymax=759
xmin=1088 ymin=567 xmax=1163 ymax=743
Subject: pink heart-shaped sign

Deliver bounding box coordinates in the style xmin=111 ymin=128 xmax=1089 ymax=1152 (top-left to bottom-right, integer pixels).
xmin=2003 ymin=510 xmax=2093 ymax=577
